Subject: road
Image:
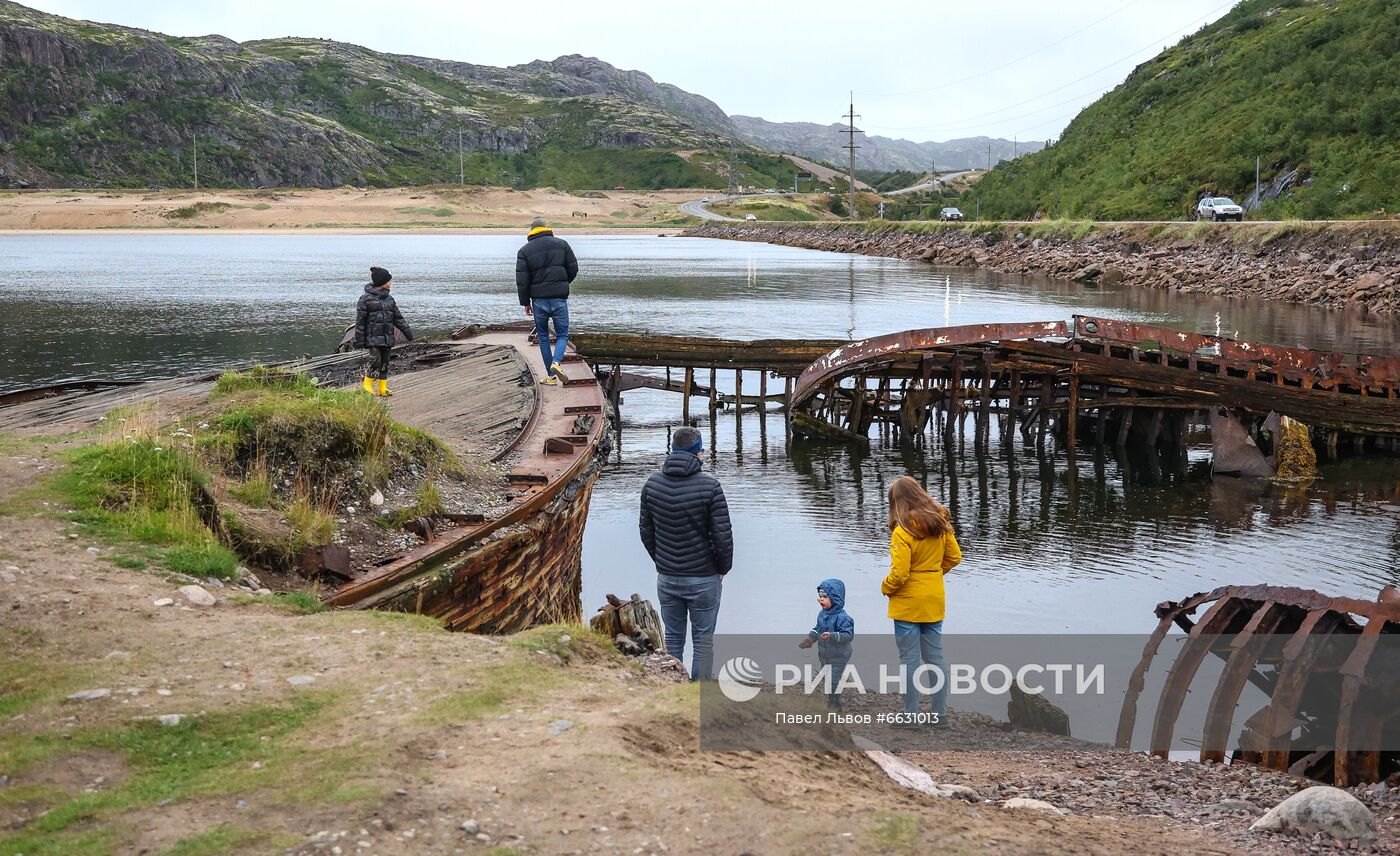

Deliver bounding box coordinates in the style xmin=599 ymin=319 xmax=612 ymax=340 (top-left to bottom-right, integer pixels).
xmin=679 ymin=195 xmax=740 ymax=221
xmin=885 ymin=170 xmax=975 ymax=196
xmin=779 ymin=154 xmax=874 ymax=191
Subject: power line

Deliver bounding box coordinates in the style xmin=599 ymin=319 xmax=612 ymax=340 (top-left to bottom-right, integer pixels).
xmin=866 ymin=79 xmax=1128 ymax=134
xmin=864 ymin=0 xmax=1152 ymax=99
xmin=861 ymin=0 xmax=1236 ymax=137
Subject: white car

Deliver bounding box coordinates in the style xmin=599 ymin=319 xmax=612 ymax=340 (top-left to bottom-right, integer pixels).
xmin=745 ymin=213 xmax=758 ymax=221
xmin=1196 ymin=196 xmax=1243 ymax=221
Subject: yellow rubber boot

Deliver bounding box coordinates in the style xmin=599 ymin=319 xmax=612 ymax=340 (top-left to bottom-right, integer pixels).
xmin=377 ymin=379 xmax=392 ymax=397
xmin=362 ymin=376 xmax=374 ymax=394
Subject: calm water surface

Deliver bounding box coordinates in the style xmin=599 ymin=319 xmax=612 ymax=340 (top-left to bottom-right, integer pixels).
xmin=7 ymin=234 xmax=1400 ymax=634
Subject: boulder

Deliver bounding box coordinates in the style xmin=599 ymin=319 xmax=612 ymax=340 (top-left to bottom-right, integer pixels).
xmin=1097 ymin=267 xmax=1126 ymax=287
xmin=1249 ymin=786 xmax=1375 ymax=842
xmin=1007 ymin=684 xmax=1071 ymax=736
xmin=1070 ymin=265 xmax=1102 ymax=284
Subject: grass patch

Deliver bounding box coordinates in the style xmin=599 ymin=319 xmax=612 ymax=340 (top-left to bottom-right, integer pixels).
xmin=395 ymin=205 xmax=455 ymax=217
xmin=203 ymin=366 xmax=458 ymax=497
xmin=249 ymin=202 xmax=272 ymax=211
xmin=52 ymin=437 xmax=238 ymax=579
xmin=108 ymin=554 xmax=147 ymax=570
xmin=162 ymin=201 xmax=231 ymax=220
xmin=419 ymin=661 xmax=568 ymax=725
xmin=868 ymin=812 xmax=920 ymax=849
xmin=228 ymin=473 xmax=273 ymax=508
xmin=0 ymin=696 xmax=368 ymax=855
xmin=156 ymin=825 xmax=295 ymax=856
xmin=161 ymin=541 xmax=238 ymax=579
xmin=375 ymin=474 xmax=444 ymax=529
xmin=286 ymin=495 xmax=334 ymax=547
xmin=508 ymin=624 xmax=621 ymax=664
xmin=272 ymin=590 xmax=326 ymax=614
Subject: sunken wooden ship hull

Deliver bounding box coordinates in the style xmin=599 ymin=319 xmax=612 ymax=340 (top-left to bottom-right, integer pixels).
xmin=1 ymin=322 xmax=609 ymax=636
xmin=321 ymin=322 xmax=609 ymax=633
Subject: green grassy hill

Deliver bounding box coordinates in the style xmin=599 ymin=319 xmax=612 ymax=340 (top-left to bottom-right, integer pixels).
xmin=0 ymin=1 xmax=780 ymax=190
xmin=972 ymin=0 xmax=1400 ymax=220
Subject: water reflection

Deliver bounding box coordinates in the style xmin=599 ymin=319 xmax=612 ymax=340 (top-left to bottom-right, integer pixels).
xmin=584 ymin=387 xmax=1400 ymax=637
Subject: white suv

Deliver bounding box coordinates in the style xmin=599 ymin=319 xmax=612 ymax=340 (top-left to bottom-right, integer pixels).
xmin=1196 ymin=196 xmax=1243 ymax=221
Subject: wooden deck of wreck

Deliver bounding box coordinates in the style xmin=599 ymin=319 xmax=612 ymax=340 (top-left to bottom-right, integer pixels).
xmin=321 ymin=323 xmax=608 ymax=632
xmin=0 ymin=327 xmax=609 ymax=634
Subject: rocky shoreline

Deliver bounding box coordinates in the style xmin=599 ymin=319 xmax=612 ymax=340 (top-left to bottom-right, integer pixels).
xmin=686 ymin=221 xmax=1400 ymax=316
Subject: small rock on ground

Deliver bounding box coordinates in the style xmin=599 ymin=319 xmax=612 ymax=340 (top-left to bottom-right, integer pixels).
xmin=178 ymin=585 xmax=216 ymax=606
xmin=66 ymin=688 xmax=111 ymax=701
xmin=1003 ymin=797 xmax=1068 ymax=815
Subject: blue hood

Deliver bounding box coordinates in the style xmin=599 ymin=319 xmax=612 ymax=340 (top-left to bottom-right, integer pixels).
xmin=818 ymin=578 xmax=846 ymax=612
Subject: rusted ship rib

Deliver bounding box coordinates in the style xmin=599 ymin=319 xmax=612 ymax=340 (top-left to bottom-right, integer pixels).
xmin=1117 ymin=585 xmax=1400 ymax=786
xmin=0 ymin=324 xmax=608 ymax=635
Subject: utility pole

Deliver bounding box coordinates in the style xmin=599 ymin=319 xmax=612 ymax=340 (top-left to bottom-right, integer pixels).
xmin=192 ymin=135 xmax=198 ymax=191
xmin=841 ymin=92 xmax=861 ymax=219
xmin=1254 ymin=155 xmax=1261 ymax=214
xmin=458 ymin=126 xmax=464 ymax=186
xmin=1014 ymin=136 xmax=1018 ymax=158
xmin=987 ymin=142 xmax=992 ymax=172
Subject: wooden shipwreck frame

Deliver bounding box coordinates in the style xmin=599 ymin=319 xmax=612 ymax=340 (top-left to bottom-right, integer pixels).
xmin=1117 ymin=584 xmax=1400 ymax=786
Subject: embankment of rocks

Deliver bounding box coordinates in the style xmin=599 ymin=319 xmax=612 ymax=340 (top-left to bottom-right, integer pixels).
xmin=686 ymin=221 xmax=1400 ymax=315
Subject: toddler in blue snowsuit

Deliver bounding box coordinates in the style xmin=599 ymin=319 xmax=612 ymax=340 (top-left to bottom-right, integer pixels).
xmin=798 ymin=578 xmax=855 ymax=710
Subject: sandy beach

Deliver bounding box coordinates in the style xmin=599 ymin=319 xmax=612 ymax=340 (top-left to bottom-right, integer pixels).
xmin=0 ymin=186 xmax=705 ymax=232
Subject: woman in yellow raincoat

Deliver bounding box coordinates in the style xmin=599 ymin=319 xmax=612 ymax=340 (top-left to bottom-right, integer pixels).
xmin=881 ymin=475 xmax=962 ymax=721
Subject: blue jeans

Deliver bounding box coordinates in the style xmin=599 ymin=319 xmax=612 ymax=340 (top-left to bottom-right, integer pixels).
xmin=656 ymin=573 xmax=723 ymax=681
xmin=894 ymin=620 xmax=947 ymax=716
xmin=531 ymin=298 xmax=569 ymax=372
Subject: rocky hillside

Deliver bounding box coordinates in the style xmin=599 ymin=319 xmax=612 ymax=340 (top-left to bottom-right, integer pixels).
xmin=0 ymin=2 xmax=753 ymax=189
xmin=973 ymin=0 xmax=1400 ymax=220
xmin=393 ymin=53 xmax=738 ymax=138
xmin=731 ymin=116 xmax=1043 ymax=173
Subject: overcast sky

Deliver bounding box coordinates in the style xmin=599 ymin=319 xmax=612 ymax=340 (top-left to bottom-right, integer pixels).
xmin=24 ymin=0 xmax=1238 ymax=142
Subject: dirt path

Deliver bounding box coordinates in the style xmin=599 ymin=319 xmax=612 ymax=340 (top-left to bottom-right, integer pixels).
xmin=1 ymin=444 xmax=1392 ymax=855
xmin=0 ymin=186 xmax=708 ymax=232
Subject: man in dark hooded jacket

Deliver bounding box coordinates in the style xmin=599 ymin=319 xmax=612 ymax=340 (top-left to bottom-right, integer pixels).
xmin=516 ymin=217 xmax=579 ymax=385
xmin=639 ymin=426 xmax=733 ymax=681
xmin=353 ymin=266 xmax=413 ymax=396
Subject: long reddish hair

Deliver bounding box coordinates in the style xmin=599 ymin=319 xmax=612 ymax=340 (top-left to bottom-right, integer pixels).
xmin=887 ymin=475 xmax=951 ymax=539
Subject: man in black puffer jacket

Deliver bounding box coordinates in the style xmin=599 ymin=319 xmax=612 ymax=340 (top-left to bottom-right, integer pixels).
xmin=353 ymin=266 xmax=413 ymax=396
xmin=639 ymin=426 xmax=733 ymax=681
xmin=516 ymin=218 xmax=579 ymax=385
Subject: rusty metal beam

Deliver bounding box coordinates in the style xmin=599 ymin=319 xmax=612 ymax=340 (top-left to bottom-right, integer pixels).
xmin=791 ymin=321 xmax=1068 ymax=412
xmin=1199 ymin=602 xmax=1286 ymax=763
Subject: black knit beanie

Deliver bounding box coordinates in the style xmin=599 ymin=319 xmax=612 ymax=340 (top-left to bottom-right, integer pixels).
xmin=370 ymin=266 xmax=392 ymax=287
